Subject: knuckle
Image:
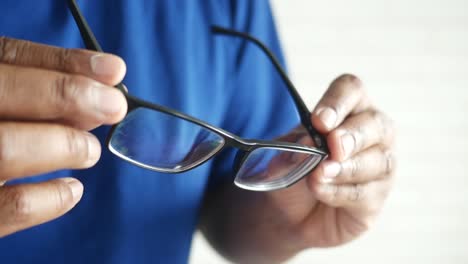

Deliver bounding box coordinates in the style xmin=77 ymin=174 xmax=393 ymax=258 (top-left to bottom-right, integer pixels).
xmin=328 ymin=184 xmax=340 ymax=203
xmin=349 ymin=184 xmax=364 ymax=202
xmin=63 ymin=127 xmax=89 ymax=161
xmin=332 ymin=104 xmax=344 ymax=118
xmin=367 ymin=109 xmax=381 ymax=122
xmin=337 ymin=73 xmax=363 ymax=90
xmin=356 ymin=217 xmax=373 ymax=233
xmin=370 ymin=110 xmax=396 ymax=145
xmin=53 ymin=75 xmax=76 ymax=112
xmin=318 ymin=184 xmax=340 ymax=204
xmin=55 ymin=49 xmax=84 ymax=73
xmin=56 ymin=48 xmax=73 ymax=71
xmin=0 ymin=70 xmax=7 ymax=105
xmin=351 ymin=130 xmax=363 ymax=154
xmin=0 ymin=68 xmax=20 ymax=110
xmin=0 ymin=37 xmax=31 ymax=65
xmin=0 ymin=37 xmax=16 ymax=64
xmin=8 ymin=188 xmax=32 ymax=223
xmin=52 ymin=74 xmax=90 ymax=115
xmin=0 ymin=36 xmax=6 ymax=62
xmin=52 ymin=181 xmax=72 ymax=211
xmin=364 ymin=109 xmax=381 ymax=130
xmin=340 ymin=210 xmax=373 ymax=235
xmin=348 ymin=158 xmax=360 ymax=180
xmin=369 ymin=110 xmax=387 ymax=137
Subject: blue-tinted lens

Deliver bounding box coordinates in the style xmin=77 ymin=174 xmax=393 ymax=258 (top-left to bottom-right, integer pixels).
xmin=109 ymin=108 xmax=225 ymax=172
xmin=234 ymin=147 xmax=322 ymax=191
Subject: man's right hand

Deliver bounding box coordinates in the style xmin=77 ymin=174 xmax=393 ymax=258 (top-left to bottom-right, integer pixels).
xmin=0 ymin=37 xmax=127 ymax=237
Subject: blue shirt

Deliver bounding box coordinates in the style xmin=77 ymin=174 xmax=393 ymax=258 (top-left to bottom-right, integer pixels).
xmin=0 ymin=1 xmax=299 ymax=263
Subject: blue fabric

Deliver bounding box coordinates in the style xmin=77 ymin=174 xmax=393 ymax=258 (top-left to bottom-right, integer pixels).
xmin=0 ymin=1 xmax=299 ymax=263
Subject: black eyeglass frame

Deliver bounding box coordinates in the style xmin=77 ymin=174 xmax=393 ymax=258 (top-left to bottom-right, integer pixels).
xmin=67 ymin=0 xmax=329 ymax=190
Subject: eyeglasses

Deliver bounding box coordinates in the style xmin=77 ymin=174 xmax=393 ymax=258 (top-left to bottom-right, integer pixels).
xmin=67 ymin=0 xmax=329 ymax=191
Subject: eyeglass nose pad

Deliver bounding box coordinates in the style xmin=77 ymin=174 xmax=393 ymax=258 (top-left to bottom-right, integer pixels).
xmin=233 ymin=149 xmax=250 ymax=173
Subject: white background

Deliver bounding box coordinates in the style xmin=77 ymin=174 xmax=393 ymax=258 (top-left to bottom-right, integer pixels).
xmin=190 ymin=0 xmax=468 ymax=263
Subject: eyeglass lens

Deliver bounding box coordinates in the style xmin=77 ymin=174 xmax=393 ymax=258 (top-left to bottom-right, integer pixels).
xmin=234 ymin=147 xmax=322 ymax=191
xmin=109 ymin=108 xmax=225 ymax=172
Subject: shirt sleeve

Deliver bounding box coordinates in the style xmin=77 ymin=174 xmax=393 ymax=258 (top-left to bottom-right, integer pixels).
xmin=207 ymin=0 xmax=300 ymax=189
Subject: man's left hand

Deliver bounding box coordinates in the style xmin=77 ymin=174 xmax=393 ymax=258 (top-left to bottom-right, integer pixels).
xmin=267 ymin=74 xmax=396 ymax=248
xmin=200 ymin=74 xmax=396 ymax=263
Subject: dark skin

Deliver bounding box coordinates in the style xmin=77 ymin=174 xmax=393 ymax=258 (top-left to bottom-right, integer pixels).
xmin=0 ymin=37 xmax=127 ymax=237
xmin=200 ymin=74 xmax=396 ymax=263
xmin=0 ymin=37 xmax=396 ymax=263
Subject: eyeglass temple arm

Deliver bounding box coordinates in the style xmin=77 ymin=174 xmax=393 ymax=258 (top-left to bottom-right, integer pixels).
xmin=67 ymin=0 xmax=102 ymax=52
xmin=67 ymin=0 xmax=127 ymax=94
xmin=65 ymin=7 xmax=327 ymax=151
xmin=211 ymin=26 xmax=328 ymax=152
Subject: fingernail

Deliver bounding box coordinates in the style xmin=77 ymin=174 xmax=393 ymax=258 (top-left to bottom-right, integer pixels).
xmin=69 ymin=181 xmax=83 ymax=201
xmin=96 ymin=86 xmax=125 ymax=116
xmin=86 ymin=134 xmax=101 ymax=166
xmin=321 ymin=162 xmax=341 ymax=183
xmin=316 ymin=107 xmax=337 ymax=130
xmin=341 ymin=133 xmax=355 ymax=158
xmin=63 ymin=178 xmax=84 ymax=202
xmin=90 ymin=54 xmax=124 ymax=77
xmin=323 ymin=162 xmax=341 ymax=178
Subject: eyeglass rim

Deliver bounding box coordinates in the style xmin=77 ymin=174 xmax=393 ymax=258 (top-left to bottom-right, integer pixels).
xmin=210 ymin=26 xmax=329 ymax=153
xmin=233 ymin=149 xmax=324 ymax=192
xmin=68 ymin=0 xmax=329 ymax=189
xmin=67 ymin=0 xmax=328 ymax=152
xmin=105 ymin=93 xmax=327 ymax=173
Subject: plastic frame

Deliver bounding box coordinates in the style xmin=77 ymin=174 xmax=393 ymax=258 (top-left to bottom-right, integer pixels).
xmin=67 ymin=0 xmax=329 ymax=191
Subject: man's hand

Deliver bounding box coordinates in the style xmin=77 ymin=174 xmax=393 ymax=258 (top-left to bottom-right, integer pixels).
xmin=0 ymin=37 xmax=127 ymax=237
xmin=277 ymin=74 xmax=396 ymax=248
xmin=200 ymin=74 xmax=396 ymax=263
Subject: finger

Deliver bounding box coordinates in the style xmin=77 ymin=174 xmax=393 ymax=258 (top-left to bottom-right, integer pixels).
xmin=0 ymin=122 xmax=101 ymax=181
xmin=0 ymin=37 xmax=126 ymax=85
xmin=310 ymin=146 xmax=395 ymax=184
xmin=309 ymin=178 xmax=392 ymax=213
xmin=328 ymin=109 xmax=395 ymax=160
xmin=0 ymin=64 xmax=127 ymax=130
xmin=0 ymin=177 xmax=83 ymax=238
xmin=311 ymin=74 xmax=372 ymax=133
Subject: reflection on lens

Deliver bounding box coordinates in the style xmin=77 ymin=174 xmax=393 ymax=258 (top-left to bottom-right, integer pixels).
xmin=234 ymin=147 xmax=322 ymax=191
xmin=109 ymin=108 xmax=225 ymax=172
